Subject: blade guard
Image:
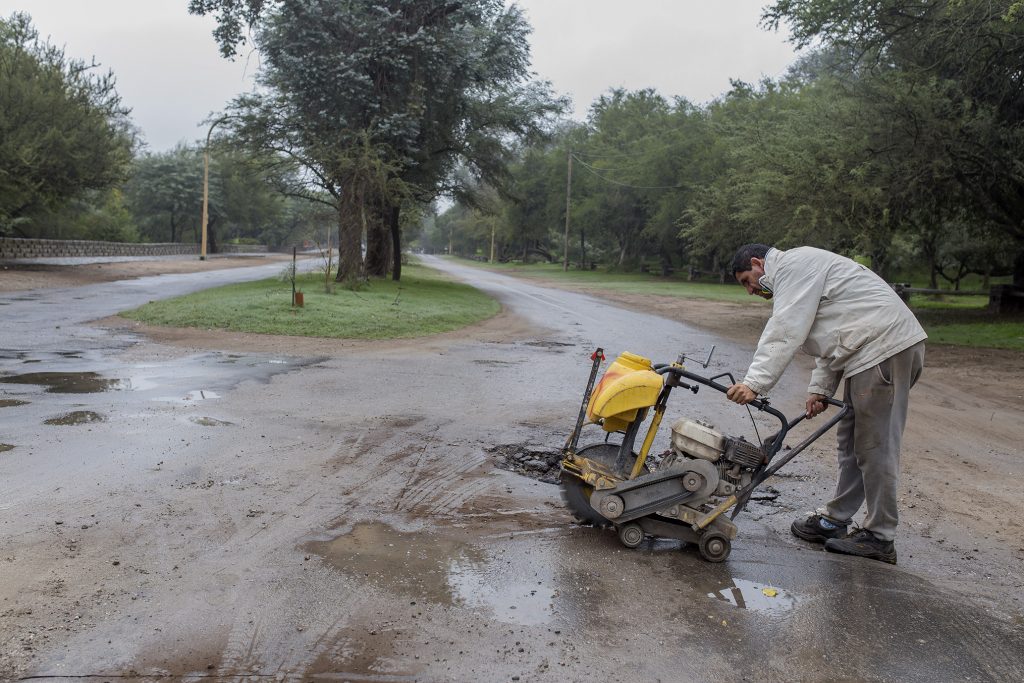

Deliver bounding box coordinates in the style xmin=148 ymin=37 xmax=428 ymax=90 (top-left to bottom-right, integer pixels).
xmin=586 ymin=352 xmax=662 ymax=432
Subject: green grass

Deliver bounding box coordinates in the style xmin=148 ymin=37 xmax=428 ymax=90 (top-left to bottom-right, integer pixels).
xmin=912 ymin=309 xmax=1024 ymax=350
xmin=121 ymin=263 xmax=500 ymax=339
xmin=449 ymin=257 xmax=1024 ymax=351
xmin=447 ymin=256 xmax=753 ymax=303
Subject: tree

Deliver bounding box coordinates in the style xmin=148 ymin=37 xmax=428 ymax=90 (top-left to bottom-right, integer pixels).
xmin=764 ymin=0 xmax=1024 ymax=284
xmin=192 ymin=0 xmax=563 ymax=283
xmin=0 ymin=12 xmax=133 ymax=235
xmin=126 ymin=147 xmax=205 ymax=244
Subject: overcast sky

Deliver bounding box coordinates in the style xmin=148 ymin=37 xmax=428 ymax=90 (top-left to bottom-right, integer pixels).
xmin=4 ymin=1 xmax=800 ymax=152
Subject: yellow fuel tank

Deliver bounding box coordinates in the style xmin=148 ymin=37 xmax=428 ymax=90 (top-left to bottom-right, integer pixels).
xmin=587 ymin=352 xmax=663 ymax=432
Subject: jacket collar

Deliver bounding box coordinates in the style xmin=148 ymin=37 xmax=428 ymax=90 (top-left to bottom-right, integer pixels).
xmin=760 ymin=247 xmax=781 ymax=291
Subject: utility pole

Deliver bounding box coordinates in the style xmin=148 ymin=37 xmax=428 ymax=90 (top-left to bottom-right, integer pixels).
xmin=201 ymin=115 xmax=231 ymax=261
xmin=489 ymin=221 xmax=496 ymax=263
xmin=563 ymin=149 xmax=572 ymax=271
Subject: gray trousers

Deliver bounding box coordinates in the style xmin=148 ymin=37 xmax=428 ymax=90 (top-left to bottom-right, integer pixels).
xmin=821 ymin=342 xmax=925 ymax=541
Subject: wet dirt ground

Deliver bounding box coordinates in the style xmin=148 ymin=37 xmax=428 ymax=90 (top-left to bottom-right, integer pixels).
xmin=0 ymin=255 xmax=1022 ymax=682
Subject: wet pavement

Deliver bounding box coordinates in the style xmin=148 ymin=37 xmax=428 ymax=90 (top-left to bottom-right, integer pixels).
xmin=0 ymin=255 xmax=1021 ymax=681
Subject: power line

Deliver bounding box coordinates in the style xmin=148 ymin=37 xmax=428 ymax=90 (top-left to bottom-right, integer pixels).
xmin=571 ymin=154 xmax=683 ymax=190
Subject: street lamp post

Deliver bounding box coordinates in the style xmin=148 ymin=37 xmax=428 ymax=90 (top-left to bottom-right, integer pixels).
xmin=201 ymin=116 xmax=231 ymax=260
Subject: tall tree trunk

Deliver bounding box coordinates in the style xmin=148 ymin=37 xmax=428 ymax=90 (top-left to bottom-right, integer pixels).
xmin=207 ymin=217 xmax=219 ymax=254
xmin=335 ymin=196 xmax=364 ymax=284
xmin=1015 ymin=248 xmax=1024 ymax=288
xmin=390 ymin=204 xmax=402 ymax=282
xmin=871 ymin=246 xmax=889 ymax=282
xmin=365 ymin=196 xmax=390 ymax=277
xmin=579 ymin=226 xmax=586 ymax=270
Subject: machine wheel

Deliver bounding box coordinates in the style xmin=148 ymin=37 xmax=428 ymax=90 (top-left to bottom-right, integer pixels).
xmin=560 ymin=443 xmax=642 ymax=528
xmin=698 ymin=532 xmax=731 ymax=563
xmin=617 ymin=523 xmax=645 ymax=549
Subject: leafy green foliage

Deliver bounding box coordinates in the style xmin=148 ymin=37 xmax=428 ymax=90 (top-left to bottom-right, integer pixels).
xmin=0 ymin=12 xmax=133 ymax=236
xmin=194 ymin=0 xmax=564 ymax=282
xmin=433 ymin=0 xmax=1024 ymax=293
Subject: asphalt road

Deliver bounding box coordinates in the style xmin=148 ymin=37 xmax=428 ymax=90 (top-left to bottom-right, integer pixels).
xmin=1 ymin=256 xmax=1021 ymax=682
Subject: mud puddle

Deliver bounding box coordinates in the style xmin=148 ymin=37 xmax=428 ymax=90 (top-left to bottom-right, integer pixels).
xmin=695 ymin=575 xmax=796 ymax=614
xmin=0 ymin=399 xmax=29 ymax=407
xmin=44 ymin=410 xmax=105 ymax=426
xmin=0 ymin=371 xmax=123 ymax=393
xmin=307 ymin=522 xmax=483 ymax=606
xmin=306 ymin=522 xmax=558 ymax=625
xmin=0 ymin=444 xmax=14 ymax=452
xmin=155 ymin=390 xmax=222 ymax=403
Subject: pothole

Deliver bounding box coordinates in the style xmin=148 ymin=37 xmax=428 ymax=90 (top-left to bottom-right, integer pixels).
xmin=523 ymin=340 xmax=574 ymax=348
xmin=44 ymin=411 xmax=105 ymax=426
xmin=0 ymin=399 xmax=29 ymax=408
xmin=0 ymin=372 xmax=123 ymax=393
xmin=488 ymin=444 xmax=562 ymax=484
xmin=192 ymin=416 xmax=234 ymax=427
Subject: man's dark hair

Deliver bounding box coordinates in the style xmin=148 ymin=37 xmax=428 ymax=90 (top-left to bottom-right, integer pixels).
xmin=731 ymin=244 xmax=772 ymax=274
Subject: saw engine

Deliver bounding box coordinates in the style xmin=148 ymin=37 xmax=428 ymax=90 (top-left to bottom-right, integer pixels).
xmin=560 ymin=348 xmax=849 ymax=563
xmin=666 ymin=418 xmax=765 ymax=499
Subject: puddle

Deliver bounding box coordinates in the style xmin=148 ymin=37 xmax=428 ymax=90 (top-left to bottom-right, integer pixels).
xmin=184 ymin=390 xmax=220 ymax=401
xmin=0 ymin=372 xmax=123 ymax=393
xmin=307 ymin=522 xmax=481 ymax=606
xmin=192 ymin=416 xmax=234 ymax=427
xmin=44 ymin=411 xmax=105 ymax=426
xmin=155 ymin=390 xmax=222 ymax=403
xmin=698 ymin=576 xmax=796 ymax=613
xmin=307 ymin=522 xmax=558 ymax=626
xmin=0 ymin=444 xmax=14 ymax=453
xmin=0 ymin=399 xmax=29 ymax=408
xmin=448 ymin=554 xmax=556 ymax=626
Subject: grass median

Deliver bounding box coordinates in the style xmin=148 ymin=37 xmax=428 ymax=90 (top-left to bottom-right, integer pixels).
xmin=121 ymin=263 xmax=500 ymax=339
xmin=448 ymin=257 xmax=1024 ymax=351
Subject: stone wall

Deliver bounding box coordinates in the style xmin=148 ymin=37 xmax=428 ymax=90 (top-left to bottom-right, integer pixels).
xmin=0 ymin=237 xmax=267 ymax=259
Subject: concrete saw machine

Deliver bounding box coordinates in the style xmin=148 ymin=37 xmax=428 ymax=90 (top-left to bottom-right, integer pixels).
xmin=559 ymin=348 xmax=849 ymax=562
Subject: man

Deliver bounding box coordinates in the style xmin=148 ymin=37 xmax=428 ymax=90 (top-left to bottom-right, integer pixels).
xmin=725 ymin=244 xmax=926 ymax=564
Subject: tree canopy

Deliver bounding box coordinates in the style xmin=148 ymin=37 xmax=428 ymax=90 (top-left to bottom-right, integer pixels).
xmin=0 ymin=12 xmax=133 ymax=235
xmin=429 ymin=0 xmax=1024 ymax=289
xmin=192 ymin=0 xmax=564 ymax=282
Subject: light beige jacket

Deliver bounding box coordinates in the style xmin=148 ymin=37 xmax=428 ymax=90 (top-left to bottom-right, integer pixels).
xmin=742 ymin=247 xmax=927 ymax=397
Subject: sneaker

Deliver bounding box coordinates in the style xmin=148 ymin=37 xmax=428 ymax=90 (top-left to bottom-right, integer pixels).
xmin=791 ymin=513 xmax=849 ymax=543
xmin=824 ymin=528 xmax=897 ymax=564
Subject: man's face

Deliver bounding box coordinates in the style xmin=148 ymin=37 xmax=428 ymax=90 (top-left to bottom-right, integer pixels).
xmin=735 ymin=257 xmax=772 ymax=299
